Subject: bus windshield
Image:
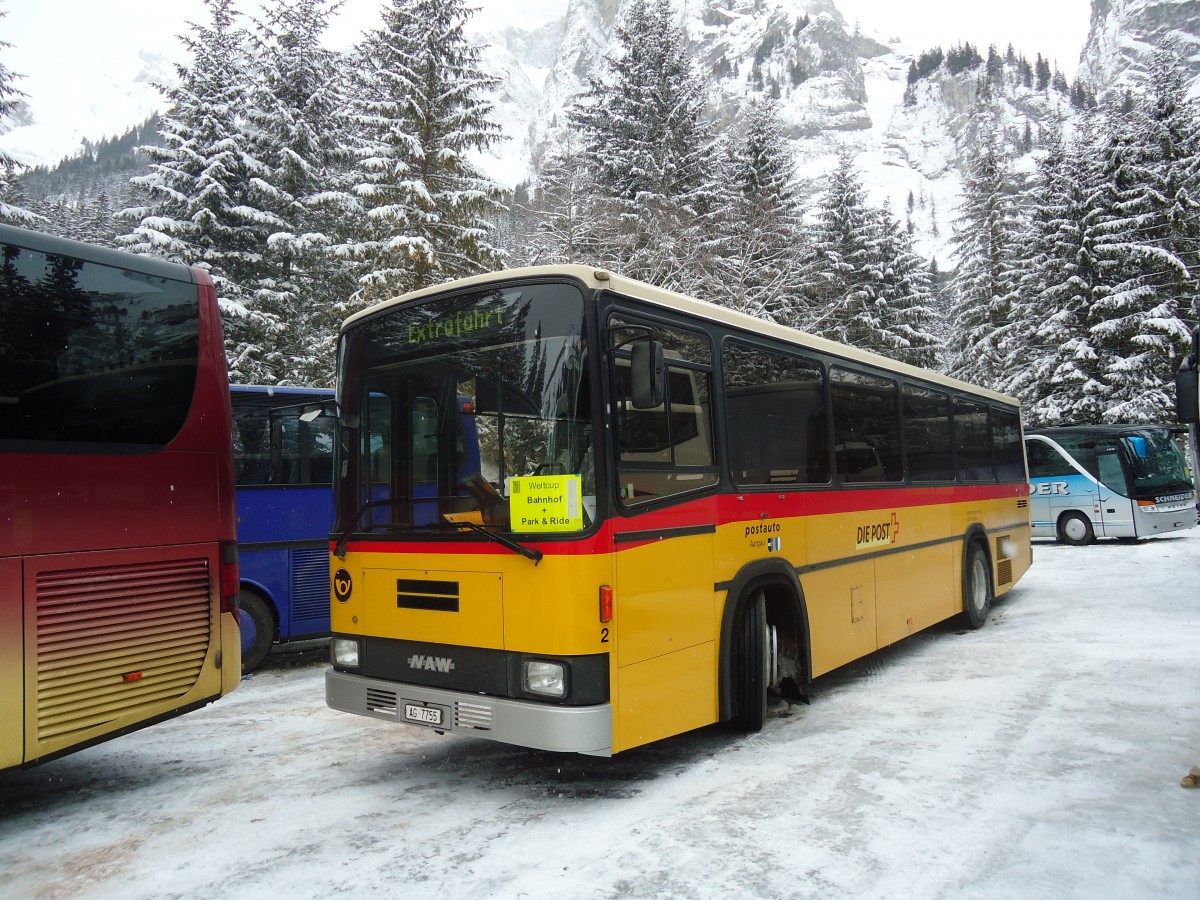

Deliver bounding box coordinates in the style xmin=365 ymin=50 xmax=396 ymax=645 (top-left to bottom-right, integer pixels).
xmin=1055 ymin=428 xmax=1192 ymax=500
xmin=1120 ymin=429 xmax=1193 ymax=498
xmin=336 ymin=280 xmax=594 ymax=537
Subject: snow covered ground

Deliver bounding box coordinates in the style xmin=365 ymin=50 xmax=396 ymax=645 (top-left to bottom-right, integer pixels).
xmin=2 ymin=531 xmax=1198 ymax=899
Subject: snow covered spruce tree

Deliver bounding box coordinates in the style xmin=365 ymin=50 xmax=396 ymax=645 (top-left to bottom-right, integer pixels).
xmin=569 ymin=0 xmax=718 ymax=295
xmin=1084 ymin=53 xmax=1198 ymax=422
xmin=945 ymin=133 xmax=1022 ymax=390
xmin=1008 ymin=120 xmax=1109 ymax=424
xmin=519 ymin=132 xmax=603 ymax=266
xmin=339 ymin=0 xmax=505 ymax=308
xmin=797 ymin=151 xmax=876 ymax=339
xmin=866 ymin=201 xmax=942 ymax=368
xmin=0 ymin=14 xmax=39 ymax=226
xmin=243 ymin=0 xmax=354 ymax=385
xmin=709 ymin=99 xmax=808 ymax=324
xmin=798 ymin=151 xmax=938 ymax=363
xmin=120 ymin=0 xmax=280 ymax=383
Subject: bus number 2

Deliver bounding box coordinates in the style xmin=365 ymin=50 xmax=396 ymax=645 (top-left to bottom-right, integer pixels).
xmin=600 ymin=628 xmax=609 ymax=643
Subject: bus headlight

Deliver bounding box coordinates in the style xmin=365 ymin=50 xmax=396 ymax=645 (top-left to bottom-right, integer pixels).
xmin=524 ymin=660 xmax=566 ymax=698
xmin=332 ymin=637 xmax=361 ymax=668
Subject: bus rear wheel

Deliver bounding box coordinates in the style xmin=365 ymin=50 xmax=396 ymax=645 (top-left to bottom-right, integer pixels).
xmin=732 ymin=590 xmax=770 ymax=731
xmin=960 ymin=541 xmax=993 ymax=630
xmin=1057 ymin=512 xmax=1095 ymax=546
xmin=239 ymin=590 xmax=275 ymax=675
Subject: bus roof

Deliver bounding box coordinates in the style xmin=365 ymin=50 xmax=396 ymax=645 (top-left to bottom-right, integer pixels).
xmin=1027 ymin=425 xmax=1175 ymax=436
xmin=0 ymin=222 xmax=202 ymax=284
xmin=230 ymin=384 xmax=334 ymax=396
xmin=340 ymin=265 xmax=1019 ymax=407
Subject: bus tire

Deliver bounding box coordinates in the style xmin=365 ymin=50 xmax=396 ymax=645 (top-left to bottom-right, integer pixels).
xmin=960 ymin=540 xmax=993 ymax=630
xmin=1057 ymin=511 xmax=1095 ymax=546
xmin=732 ymin=590 xmax=768 ymax=731
xmin=239 ymin=590 xmax=275 ymax=675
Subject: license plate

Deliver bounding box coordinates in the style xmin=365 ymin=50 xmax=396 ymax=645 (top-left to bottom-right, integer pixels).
xmin=404 ymin=703 xmax=443 ymax=726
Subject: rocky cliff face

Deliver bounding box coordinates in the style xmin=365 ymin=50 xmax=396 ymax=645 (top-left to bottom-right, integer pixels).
xmin=1076 ymin=0 xmax=1200 ymax=103
xmin=474 ymin=0 xmax=1198 ymax=265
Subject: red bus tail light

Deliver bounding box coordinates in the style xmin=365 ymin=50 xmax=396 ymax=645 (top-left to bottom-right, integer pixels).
xmin=220 ymin=541 xmax=240 ymax=621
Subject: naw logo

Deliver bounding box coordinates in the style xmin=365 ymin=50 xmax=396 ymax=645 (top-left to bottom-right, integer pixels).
xmin=408 ymin=655 xmax=455 ymax=674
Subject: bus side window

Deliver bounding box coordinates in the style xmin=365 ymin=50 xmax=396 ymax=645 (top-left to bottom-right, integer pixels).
xmin=902 ymin=385 xmax=953 ymax=482
xmin=1096 ymin=448 xmax=1127 ymax=492
xmin=233 ymin=404 xmax=273 ymax=485
xmin=303 ymin=415 xmax=337 ymax=484
xmin=724 ymin=339 xmax=828 ymax=487
xmin=1026 ymin=439 xmax=1072 ymax=478
xmin=954 ymin=399 xmax=995 ymax=482
xmin=831 ymin=367 xmax=902 ymax=483
xmin=991 ymin=407 xmax=1025 ymax=481
xmin=611 ymin=314 xmax=718 ymax=506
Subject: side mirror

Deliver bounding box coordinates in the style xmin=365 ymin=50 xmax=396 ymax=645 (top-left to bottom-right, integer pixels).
xmin=1176 ymin=368 xmax=1198 ymax=424
xmin=631 ymin=339 xmax=665 ymax=410
xmin=300 ymin=399 xmax=338 ymax=423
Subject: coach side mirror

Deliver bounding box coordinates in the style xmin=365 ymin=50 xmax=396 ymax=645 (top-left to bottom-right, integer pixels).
xmin=1175 ymin=368 xmax=1198 ymax=424
xmin=631 ymin=339 xmax=665 ymax=410
xmin=300 ymin=399 xmax=338 ymax=423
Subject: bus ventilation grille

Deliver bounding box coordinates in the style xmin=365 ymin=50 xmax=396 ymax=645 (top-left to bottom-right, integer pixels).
xmin=455 ymin=701 xmax=493 ymax=731
xmin=34 ymin=558 xmax=211 ymax=742
xmin=994 ymin=538 xmax=1013 ymax=586
xmin=1017 ymin=498 xmax=1029 ymax=509
xmin=366 ymin=688 xmax=399 ymax=715
xmin=292 ymin=547 xmax=331 ymax=621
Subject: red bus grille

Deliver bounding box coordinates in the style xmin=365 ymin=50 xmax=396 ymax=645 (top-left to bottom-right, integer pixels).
xmin=35 ymin=558 xmax=212 ymax=741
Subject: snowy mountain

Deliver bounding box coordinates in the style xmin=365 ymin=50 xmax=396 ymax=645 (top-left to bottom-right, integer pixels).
xmin=7 ymin=0 xmax=1197 ymax=271
xmin=1076 ymin=0 xmax=1200 ymax=103
xmin=473 ymin=0 xmax=1064 ymax=262
xmin=0 ymin=50 xmax=174 ymax=169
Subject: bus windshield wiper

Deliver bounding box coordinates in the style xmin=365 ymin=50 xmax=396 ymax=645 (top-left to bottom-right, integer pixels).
xmin=451 ymin=519 xmax=543 ymax=565
xmin=334 ymin=498 xmax=402 ymax=559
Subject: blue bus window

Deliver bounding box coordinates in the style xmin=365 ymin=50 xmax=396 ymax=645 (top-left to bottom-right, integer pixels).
xmin=231 ymin=385 xmax=336 ymax=674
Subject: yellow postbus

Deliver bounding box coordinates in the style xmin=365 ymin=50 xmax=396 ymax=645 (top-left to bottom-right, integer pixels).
xmin=324 ymin=267 xmax=1031 ymax=756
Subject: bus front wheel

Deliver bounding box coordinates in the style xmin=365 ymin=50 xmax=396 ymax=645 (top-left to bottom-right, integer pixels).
xmin=960 ymin=541 xmax=993 ymax=630
xmin=239 ymin=590 xmax=275 ymax=675
xmin=732 ymin=590 xmax=769 ymax=731
xmin=1057 ymin=512 xmax=1095 ymax=546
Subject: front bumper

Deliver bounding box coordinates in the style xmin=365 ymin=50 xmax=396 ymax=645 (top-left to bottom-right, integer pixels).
xmin=325 ymin=668 xmax=613 ymax=756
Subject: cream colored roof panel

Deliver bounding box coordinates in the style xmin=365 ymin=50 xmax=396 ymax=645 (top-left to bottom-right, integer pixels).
xmin=339 ymin=266 xmax=1018 ymax=407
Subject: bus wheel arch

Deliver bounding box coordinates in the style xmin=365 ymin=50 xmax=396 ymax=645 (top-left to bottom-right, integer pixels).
xmin=959 ymin=531 xmax=994 ymax=630
xmin=238 ymin=587 xmax=277 ymax=675
xmin=1057 ymin=511 xmax=1095 ymax=546
xmin=718 ymin=562 xmax=810 ymax=728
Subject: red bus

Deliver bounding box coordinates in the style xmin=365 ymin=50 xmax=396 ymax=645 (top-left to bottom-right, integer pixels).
xmin=0 ymin=224 xmax=241 ymax=771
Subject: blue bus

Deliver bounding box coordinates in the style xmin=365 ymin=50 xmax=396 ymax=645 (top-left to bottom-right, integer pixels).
xmin=231 ymin=385 xmax=337 ymax=673
xmin=1025 ymin=425 xmax=1196 ymax=545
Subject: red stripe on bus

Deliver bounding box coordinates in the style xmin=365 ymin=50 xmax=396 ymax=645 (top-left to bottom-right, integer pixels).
xmin=335 ymin=481 xmax=1026 ymax=557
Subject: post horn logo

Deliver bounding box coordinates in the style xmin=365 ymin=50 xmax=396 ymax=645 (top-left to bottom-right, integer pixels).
xmin=333 ymin=569 xmax=353 ymax=603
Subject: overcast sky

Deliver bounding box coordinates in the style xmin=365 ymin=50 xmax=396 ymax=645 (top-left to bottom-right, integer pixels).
xmin=837 ymin=0 xmax=1092 ymax=73
xmin=1 ymin=0 xmax=1093 ymax=165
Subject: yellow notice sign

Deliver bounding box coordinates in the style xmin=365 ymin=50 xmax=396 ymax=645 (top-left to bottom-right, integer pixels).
xmin=509 ymin=474 xmax=583 ymax=532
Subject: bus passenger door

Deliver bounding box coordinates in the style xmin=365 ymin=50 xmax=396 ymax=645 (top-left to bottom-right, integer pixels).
xmin=1094 ymin=446 xmax=1134 ymax=536
xmin=612 ymin=501 xmax=717 ymax=752
xmin=607 ymin=317 xmax=720 ymax=752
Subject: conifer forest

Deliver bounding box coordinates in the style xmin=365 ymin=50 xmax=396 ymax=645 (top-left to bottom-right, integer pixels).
xmin=2 ymin=0 xmax=1199 ymax=428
